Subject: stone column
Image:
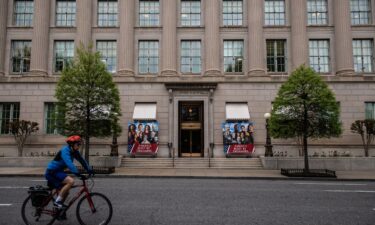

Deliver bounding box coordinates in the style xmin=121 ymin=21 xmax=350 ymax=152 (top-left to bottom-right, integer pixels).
xmin=118 ymin=0 xmax=135 ymax=76
xmin=76 ymin=0 xmax=92 ymax=48
xmin=30 ymin=0 xmax=51 ymax=76
xmin=204 ymin=0 xmax=221 ymax=76
xmin=161 ymin=0 xmax=177 ymax=76
xmin=291 ymin=0 xmax=308 ymax=70
xmin=0 ymin=0 xmax=8 ymax=76
xmin=334 ymin=0 xmax=354 ymax=75
xmin=248 ymin=0 xmax=266 ymax=76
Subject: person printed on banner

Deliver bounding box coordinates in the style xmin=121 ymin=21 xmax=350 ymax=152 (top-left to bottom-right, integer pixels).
xmin=240 ymin=132 xmax=246 ymax=144
xmin=136 ymin=123 xmax=144 ymax=143
xmin=142 ymin=125 xmax=152 ymax=144
xmin=247 ymin=123 xmax=254 ymax=144
xmin=128 ymin=124 xmax=136 ymax=145
xmin=232 ymin=123 xmax=240 ymax=144
xmin=223 ymin=124 xmax=232 ymax=144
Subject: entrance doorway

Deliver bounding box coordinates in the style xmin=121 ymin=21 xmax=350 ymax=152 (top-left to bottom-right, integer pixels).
xmin=179 ymin=101 xmax=204 ymax=157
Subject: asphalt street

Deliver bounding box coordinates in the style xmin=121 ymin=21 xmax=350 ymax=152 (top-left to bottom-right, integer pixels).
xmin=0 ymin=177 xmax=374 ymax=225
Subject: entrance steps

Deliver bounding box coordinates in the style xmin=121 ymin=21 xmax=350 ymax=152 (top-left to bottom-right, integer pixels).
xmin=121 ymin=157 xmax=263 ymax=169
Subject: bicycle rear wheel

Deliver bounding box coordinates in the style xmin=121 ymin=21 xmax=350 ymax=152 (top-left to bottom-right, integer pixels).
xmin=21 ymin=195 xmax=57 ymax=225
xmin=76 ymin=192 xmax=113 ymax=225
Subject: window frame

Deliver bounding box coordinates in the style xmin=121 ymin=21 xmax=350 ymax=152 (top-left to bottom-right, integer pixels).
xmin=180 ymin=0 xmax=201 ymax=27
xmin=365 ymin=102 xmax=375 ymax=119
xmin=264 ymin=0 xmax=286 ymax=26
xmin=97 ymin=0 xmax=118 ymax=27
xmin=309 ymin=39 xmax=330 ymax=73
xmin=222 ymin=0 xmax=243 ymax=26
xmin=307 ymin=0 xmax=328 ymax=25
xmin=96 ymin=40 xmax=117 ymax=74
xmin=138 ymin=40 xmax=159 ymax=74
xmin=53 ymin=40 xmax=75 ymax=73
xmin=0 ymin=102 xmax=20 ymax=135
xmin=223 ymin=40 xmax=244 ymax=73
xmin=180 ymin=40 xmax=202 ymax=74
xmin=55 ymin=0 xmax=76 ymax=27
xmin=139 ymin=0 xmax=160 ymax=27
xmin=44 ymin=102 xmax=60 ymax=135
xmin=10 ymin=40 xmax=31 ymax=74
xmin=266 ymin=39 xmax=287 ymax=73
xmin=350 ymin=0 xmax=372 ymax=25
xmin=353 ymin=39 xmax=374 ymax=73
xmin=13 ymin=0 xmax=34 ymax=27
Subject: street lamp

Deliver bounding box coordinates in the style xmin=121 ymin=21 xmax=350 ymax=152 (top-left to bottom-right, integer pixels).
xmin=110 ymin=112 xmax=119 ymax=156
xmin=264 ymin=113 xmax=273 ymax=157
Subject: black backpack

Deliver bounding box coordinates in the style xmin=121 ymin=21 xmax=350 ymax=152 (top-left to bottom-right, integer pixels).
xmin=28 ymin=185 xmax=51 ymax=207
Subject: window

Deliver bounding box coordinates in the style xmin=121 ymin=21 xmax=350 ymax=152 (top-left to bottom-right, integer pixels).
xmin=13 ymin=0 xmax=34 ymax=26
xmin=54 ymin=41 xmax=74 ymax=73
xmin=224 ymin=40 xmax=243 ymax=73
xmin=264 ymin=0 xmax=285 ymax=26
xmin=139 ymin=0 xmax=160 ymax=26
xmin=267 ymin=40 xmax=286 ymax=72
xmin=97 ymin=41 xmax=117 ymax=73
xmin=44 ymin=103 xmax=59 ymax=135
xmin=56 ymin=0 xmax=76 ymax=27
xmin=181 ymin=0 xmax=201 ymax=26
xmin=98 ymin=0 xmax=118 ymax=27
xmin=0 ymin=103 xmax=20 ymax=135
xmin=11 ymin=40 xmax=31 ymax=74
xmin=138 ymin=41 xmax=159 ymax=74
xmin=350 ymin=0 xmax=372 ymax=25
xmin=366 ymin=102 xmax=375 ymax=119
xmin=309 ymin=40 xmax=330 ymax=73
xmin=181 ymin=40 xmax=201 ymax=73
xmin=223 ymin=0 xmax=243 ymax=26
xmin=307 ymin=0 xmax=328 ymax=25
xmin=353 ymin=39 xmax=374 ymax=73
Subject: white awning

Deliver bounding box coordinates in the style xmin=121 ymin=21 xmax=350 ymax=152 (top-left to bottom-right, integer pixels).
xmin=225 ymin=103 xmax=250 ymax=120
xmin=133 ymin=103 xmax=157 ymax=120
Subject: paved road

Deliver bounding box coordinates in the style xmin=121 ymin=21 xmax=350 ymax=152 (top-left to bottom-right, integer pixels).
xmin=1 ymin=177 xmax=374 ymax=225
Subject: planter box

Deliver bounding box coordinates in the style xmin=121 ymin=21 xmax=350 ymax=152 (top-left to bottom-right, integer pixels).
xmin=261 ymin=156 xmax=375 ymax=171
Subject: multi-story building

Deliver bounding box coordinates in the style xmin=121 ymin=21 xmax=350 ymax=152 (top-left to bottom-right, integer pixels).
xmin=0 ymin=0 xmax=374 ymax=158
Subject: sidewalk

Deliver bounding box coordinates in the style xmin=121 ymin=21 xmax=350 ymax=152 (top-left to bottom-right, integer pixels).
xmin=0 ymin=167 xmax=374 ymax=181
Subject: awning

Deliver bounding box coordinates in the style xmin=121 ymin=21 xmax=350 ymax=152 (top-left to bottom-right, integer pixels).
xmin=133 ymin=103 xmax=157 ymax=120
xmin=225 ymin=103 xmax=250 ymax=120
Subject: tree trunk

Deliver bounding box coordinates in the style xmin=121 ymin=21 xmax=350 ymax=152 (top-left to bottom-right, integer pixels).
xmin=85 ymin=106 xmax=90 ymax=164
xmin=303 ymin=100 xmax=309 ymax=173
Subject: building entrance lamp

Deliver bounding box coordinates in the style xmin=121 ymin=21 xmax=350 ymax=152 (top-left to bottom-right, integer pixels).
xmin=264 ymin=113 xmax=273 ymax=157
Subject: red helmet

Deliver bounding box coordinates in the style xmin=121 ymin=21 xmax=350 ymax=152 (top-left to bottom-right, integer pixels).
xmin=66 ymin=135 xmax=82 ymax=145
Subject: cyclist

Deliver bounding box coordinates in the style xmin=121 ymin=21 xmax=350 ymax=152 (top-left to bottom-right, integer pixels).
xmin=45 ymin=135 xmax=93 ymax=212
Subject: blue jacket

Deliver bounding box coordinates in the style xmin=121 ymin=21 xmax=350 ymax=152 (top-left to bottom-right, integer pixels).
xmin=47 ymin=145 xmax=91 ymax=175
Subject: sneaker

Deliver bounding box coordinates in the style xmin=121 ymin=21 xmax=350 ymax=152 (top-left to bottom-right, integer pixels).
xmin=53 ymin=201 xmax=67 ymax=210
xmin=56 ymin=211 xmax=67 ymax=221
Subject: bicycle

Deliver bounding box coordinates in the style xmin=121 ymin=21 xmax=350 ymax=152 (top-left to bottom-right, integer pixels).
xmin=21 ymin=174 xmax=113 ymax=225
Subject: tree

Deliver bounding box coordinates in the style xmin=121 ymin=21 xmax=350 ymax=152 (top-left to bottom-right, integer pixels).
xmin=9 ymin=120 xmax=39 ymax=157
xmin=350 ymin=119 xmax=375 ymax=157
xmin=269 ymin=65 xmax=342 ymax=172
xmin=55 ymin=43 xmax=121 ymax=163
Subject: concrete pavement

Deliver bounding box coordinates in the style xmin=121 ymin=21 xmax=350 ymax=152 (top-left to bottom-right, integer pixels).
xmin=0 ymin=167 xmax=374 ymax=181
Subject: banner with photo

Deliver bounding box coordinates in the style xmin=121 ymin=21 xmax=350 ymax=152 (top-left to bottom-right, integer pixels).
xmin=222 ymin=122 xmax=255 ymax=156
xmin=128 ymin=121 xmax=159 ymax=156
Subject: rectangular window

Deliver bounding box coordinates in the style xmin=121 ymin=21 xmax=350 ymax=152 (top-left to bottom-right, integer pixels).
xmin=223 ymin=0 xmax=243 ymax=26
xmin=350 ymin=0 xmax=372 ymax=25
xmin=309 ymin=40 xmax=330 ymax=73
xmin=56 ymin=0 xmax=76 ymax=27
xmin=0 ymin=103 xmax=20 ymax=135
xmin=353 ymin=39 xmax=374 ymax=73
xmin=98 ymin=0 xmax=118 ymax=27
xmin=366 ymin=102 xmax=375 ymax=119
xmin=181 ymin=0 xmax=201 ymax=26
xmin=44 ymin=103 xmax=59 ymax=135
xmin=307 ymin=0 xmax=328 ymax=25
xmin=224 ymin=40 xmax=244 ymax=73
xmin=267 ymin=40 xmax=286 ymax=72
xmin=139 ymin=0 xmax=160 ymax=26
xmin=13 ymin=0 xmax=34 ymax=26
xmin=97 ymin=40 xmax=117 ymax=73
xmin=11 ymin=40 xmax=31 ymax=74
xmin=181 ymin=40 xmax=201 ymax=73
xmin=138 ymin=41 xmax=159 ymax=74
xmin=264 ymin=0 xmax=285 ymax=26
xmin=54 ymin=41 xmax=74 ymax=73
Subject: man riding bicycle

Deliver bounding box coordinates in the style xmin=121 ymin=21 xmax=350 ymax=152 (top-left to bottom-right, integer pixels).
xmin=45 ymin=135 xmax=93 ymax=213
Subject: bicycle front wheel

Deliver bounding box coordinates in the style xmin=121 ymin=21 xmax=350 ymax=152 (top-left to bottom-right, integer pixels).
xmin=21 ymin=195 xmax=57 ymax=225
xmin=76 ymin=192 xmax=113 ymax=225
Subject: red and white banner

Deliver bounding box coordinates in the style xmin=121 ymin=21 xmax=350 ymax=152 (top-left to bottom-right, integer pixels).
xmin=130 ymin=143 xmax=158 ymax=155
xmin=226 ymin=144 xmax=255 ymax=155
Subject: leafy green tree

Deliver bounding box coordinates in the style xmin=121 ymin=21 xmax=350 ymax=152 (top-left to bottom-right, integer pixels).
xmin=55 ymin=43 xmax=121 ymax=163
xmin=269 ymin=65 xmax=342 ymax=172
xmin=9 ymin=120 xmax=39 ymax=157
xmin=350 ymin=119 xmax=375 ymax=157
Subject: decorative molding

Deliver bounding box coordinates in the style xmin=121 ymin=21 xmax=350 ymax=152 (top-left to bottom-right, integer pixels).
xmin=160 ymin=70 xmax=178 ymax=77
xmin=204 ymin=69 xmax=222 ymax=77
xmin=117 ymin=69 xmax=135 ymax=77
xmin=165 ymin=83 xmax=217 ymax=91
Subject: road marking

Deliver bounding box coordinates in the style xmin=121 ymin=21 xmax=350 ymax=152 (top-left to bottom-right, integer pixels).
xmin=296 ymin=182 xmax=367 ymax=186
xmin=0 ymin=204 xmax=12 ymax=206
xmin=0 ymin=186 xmax=29 ymax=189
xmin=324 ymin=190 xmax=375 ymax=193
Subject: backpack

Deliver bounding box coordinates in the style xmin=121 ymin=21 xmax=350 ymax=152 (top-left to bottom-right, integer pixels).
xmin=28 ymin=185 xmax=51 ymax=207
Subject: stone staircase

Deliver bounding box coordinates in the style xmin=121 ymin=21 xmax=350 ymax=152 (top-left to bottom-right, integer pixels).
xmin=121 ymin=157 xmax=263 ymax=169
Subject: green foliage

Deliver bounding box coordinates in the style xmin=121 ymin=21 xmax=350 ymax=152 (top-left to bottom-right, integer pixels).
xmin=55 ymin=43 xmax=121 ymax=140
xmin=9 ymin=120 xmax=39 ymax=157
xmin=350 ymin=119 xmax=375 ymax=157
xmin=269 ymin=65 xmax=342 ymax=140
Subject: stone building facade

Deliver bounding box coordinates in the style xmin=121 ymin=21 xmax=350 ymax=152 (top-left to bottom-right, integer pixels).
xmin=0 ymin=0 xmax=374 ymax=158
